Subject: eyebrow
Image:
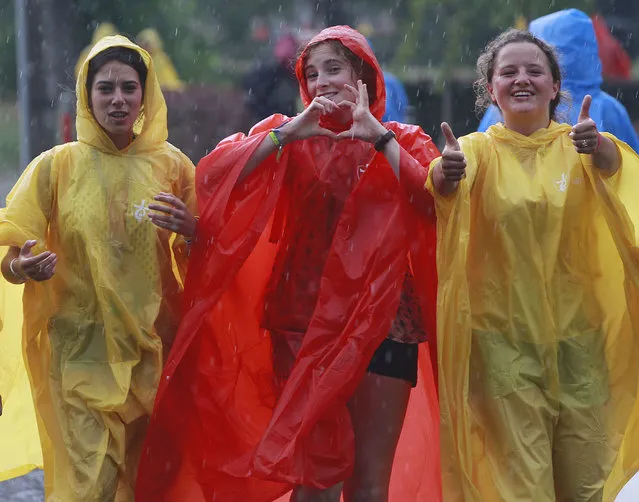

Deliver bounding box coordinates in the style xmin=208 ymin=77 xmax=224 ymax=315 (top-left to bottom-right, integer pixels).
xmin=95 ymin=79 xmax=139 ymax=85
xmin=305 ymin=58 xmax=346 ymax=72
xmin=498 ymin=63 xmax=544 ymax=70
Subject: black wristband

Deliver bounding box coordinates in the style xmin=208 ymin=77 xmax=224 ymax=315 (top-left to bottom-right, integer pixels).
xmin=374 ymin=129 xmax=396 ymax=151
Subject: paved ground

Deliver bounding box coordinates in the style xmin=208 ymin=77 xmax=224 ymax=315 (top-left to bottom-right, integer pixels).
xmin=0 ymin=470 xmax=43 ymax=502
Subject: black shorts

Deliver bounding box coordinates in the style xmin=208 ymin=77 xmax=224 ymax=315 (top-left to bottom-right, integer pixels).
xmin=367 ymin=338 xmax=419 ymax=387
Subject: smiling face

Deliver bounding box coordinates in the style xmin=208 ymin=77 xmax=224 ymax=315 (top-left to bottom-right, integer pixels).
xmin=304 ymin=42 xmax=359 ymax=122
xmin=89 ymin=60 xmax=143 ymax=149
xmin=488 ymin=42 xmax=559 ymax=134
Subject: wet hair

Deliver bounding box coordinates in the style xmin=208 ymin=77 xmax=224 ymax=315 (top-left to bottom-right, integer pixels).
xmin=85 ymin=46 xmax=148 ymax=98
xmin=474 ymin=29 xmax=565 ymax=120
xmin=302 ymin=39 xmax=377 ymax=105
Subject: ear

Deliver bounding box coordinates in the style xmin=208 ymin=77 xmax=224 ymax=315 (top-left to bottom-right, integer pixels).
xmin=487 ymin=83 xmax=496 ymax=104
xmin=551 ymin=81 xmax=560 ymax=100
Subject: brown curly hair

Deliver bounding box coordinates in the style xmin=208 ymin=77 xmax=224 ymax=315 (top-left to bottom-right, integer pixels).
xmin=474 ymin=29 xmax=566 ymax=120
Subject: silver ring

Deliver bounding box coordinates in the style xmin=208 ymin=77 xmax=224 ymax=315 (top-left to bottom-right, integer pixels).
xmin=582 ymin=140 xmax=588 ymax=148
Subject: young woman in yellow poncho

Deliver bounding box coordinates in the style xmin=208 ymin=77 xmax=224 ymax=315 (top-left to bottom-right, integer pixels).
xmin=426 ymin=29 xmax=639 ymax=501
xmin=0 ymin=35 xmax=196 ymax=500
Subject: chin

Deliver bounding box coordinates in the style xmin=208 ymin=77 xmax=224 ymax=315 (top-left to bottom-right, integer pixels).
xmin=507 ymin=106 xmax=540 ymax=115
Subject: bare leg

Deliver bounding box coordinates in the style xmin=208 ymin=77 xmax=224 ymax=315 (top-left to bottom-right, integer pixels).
xmin=343 ymin=372 xmax=412 ymax=502
xmin=291 ymin=483 xmax=342 ymax=502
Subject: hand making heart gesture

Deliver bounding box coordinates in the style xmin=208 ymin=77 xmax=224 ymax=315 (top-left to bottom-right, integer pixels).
xmin=335 ymin=80 xmax=388 ymax=142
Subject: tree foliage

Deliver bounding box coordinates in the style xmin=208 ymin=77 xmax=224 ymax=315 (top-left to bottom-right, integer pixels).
xmin=392 ymin=0 xmax=597 ymax=71
xmin=0 ymin=0 xmax=608 ymax=97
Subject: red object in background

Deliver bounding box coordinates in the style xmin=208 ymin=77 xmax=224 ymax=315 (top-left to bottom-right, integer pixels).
xmin=61 ymin=112 xmax=72 ymax=143
xmin=592 ymin=14 xmax=632 ymax=80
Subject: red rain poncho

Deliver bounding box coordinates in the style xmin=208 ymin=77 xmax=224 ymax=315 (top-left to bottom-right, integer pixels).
xmin=136 ymin=26 xmax=441 ymax=501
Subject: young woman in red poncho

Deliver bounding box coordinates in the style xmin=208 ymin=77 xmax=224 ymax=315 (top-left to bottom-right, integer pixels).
xmin=136 ymin=26 xmax=441 ymax=502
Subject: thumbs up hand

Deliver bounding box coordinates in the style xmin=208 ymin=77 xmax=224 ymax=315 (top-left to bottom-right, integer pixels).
xmin=570 ymin=95 xmax=601 ymax=154
xmin=440 ymin=122 xmax=467 ymax=181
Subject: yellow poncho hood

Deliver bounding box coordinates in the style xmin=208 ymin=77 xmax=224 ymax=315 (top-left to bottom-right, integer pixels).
xmin=76 ymin=34 xmax=168 ymax=154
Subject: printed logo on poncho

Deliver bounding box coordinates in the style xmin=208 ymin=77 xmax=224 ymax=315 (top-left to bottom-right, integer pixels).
xmin=555 ymin=173 xmax=569 ymax=192
xmin=133 ymin=200 xmax=150 ymax=222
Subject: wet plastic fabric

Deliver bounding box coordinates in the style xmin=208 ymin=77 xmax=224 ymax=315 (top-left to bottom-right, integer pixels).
xmin=478 ymin=9 xmax=639 ymax=153
xmin=426 ymin=121 xmax=639 ymax=501
xmin=0 ymin=36 xmax=195 ymax=500
xmin=0 ymin=275 xmax=42 ymax=481
xmin=136 ymin=26 xmax=441 ymax=502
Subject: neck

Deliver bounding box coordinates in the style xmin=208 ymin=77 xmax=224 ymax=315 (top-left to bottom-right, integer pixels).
xmin=110 ymin=132 xmax=134 ymax=150
xmin=504 ymin=113 xmax=551 ymax=137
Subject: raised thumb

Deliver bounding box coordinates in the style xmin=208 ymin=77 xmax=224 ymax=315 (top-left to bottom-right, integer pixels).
xmin=578 ymin=95 xmax=592 ymax=123
xmin=441 ymin=122 xmax=460 ymax=151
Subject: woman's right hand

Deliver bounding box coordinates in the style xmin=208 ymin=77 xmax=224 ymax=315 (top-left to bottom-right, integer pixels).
xmin=13 ymin=240 xmax=57 ymax=282
xmin=279 ymin=97 xmax=340 ymax=143
xmin=433 ymin=122 xmax=466 ymax=195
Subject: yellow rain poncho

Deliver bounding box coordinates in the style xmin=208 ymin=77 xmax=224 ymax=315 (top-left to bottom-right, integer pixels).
xmin=0 ymin=35 xmax=195 ymax=500
xmin=426 ymin=122 xmax=639 ymax=501
xmin=0 ymin=279 xmax=42 ymax=481
xmin=136 ymin=29 xmax=185 ymax=91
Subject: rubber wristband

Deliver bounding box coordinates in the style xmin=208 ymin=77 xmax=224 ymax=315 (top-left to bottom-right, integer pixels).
xmin=374 ymin=129 xmax=396 ymax=151
xmin=268 ymin=130 xmax=281 ymax=147
xmin=269 ymin=129 xmax=285 ymax=162
xmin=9 ymin=258 xmax=26 ymax=283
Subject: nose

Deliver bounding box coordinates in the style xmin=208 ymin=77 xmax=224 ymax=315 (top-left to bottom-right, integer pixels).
xmin=112 ymin=87 xmax=125 ymax=105
xmin=316 ymin=71 xmax=329 ymax=88
xmin=514 ymin=69 xmax=530 ymax=85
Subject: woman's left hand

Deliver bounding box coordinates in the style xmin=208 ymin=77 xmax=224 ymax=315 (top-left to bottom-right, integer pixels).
xmin=335 ymin=80 xmax=387 ymax=143
xmin=570 ymin=95 xmax=601 ymax=154
xmin=148 ymin=192 xmax=197 ymax=238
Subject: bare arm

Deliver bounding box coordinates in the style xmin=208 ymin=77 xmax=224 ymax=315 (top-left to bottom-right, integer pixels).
xmin=592 ymin=135 xmax=620 ymax=175
xmin=237 ymin=98 xmax=340 ymax=184
xmin=1 ymin=246 xmax=23 ymax=284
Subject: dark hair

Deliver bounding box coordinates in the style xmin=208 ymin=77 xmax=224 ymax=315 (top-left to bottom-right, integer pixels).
xmin=474 ymin=29 xmax=565 ymax=120
xmin=302 ymin=40 xmax=377 ymax=105
xmin=85 ymin=46 xmax=148 ymax=98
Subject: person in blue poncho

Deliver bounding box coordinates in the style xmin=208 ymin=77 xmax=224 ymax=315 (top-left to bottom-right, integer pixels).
xmin=477 ymin=8 xmax=639 ymax=152
xmin=382 ymin=71 xmax=410 ymax=122
xmin=365 ymin=37 xmax=410 ymax=122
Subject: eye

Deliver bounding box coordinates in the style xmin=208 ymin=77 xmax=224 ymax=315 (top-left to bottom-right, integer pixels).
xmin=123 ymin=83 xmax=139 ymax=93
xmin=305 ymin=70 xmax=318 ymax=80
xmin=97 ymin=84 xmax=113 ymax=93
xmin=328 ymin=65 xmax=341 ymax=74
